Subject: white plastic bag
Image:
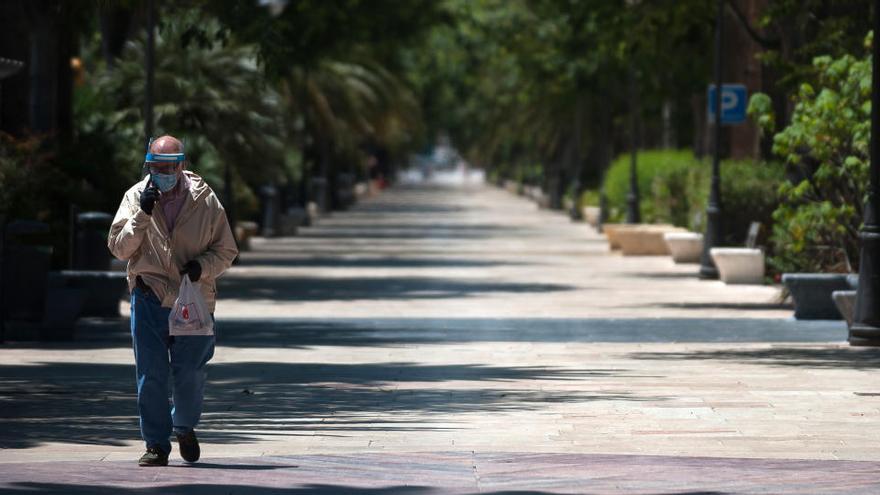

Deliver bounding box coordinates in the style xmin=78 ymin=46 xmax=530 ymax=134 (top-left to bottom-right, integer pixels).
xmin=169 ymin=275 xmax=214 ymax=336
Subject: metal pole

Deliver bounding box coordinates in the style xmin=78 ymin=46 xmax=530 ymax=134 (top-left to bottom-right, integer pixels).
xmin=570 ymin=94 xmax=585 ymax=221
xmin=68 ymin=204 xmax=78 ymax=269
xmin=144 ymin=0 xmax=155 ymax=142
xmin=0 ymin=217 xmax=5 ymax=344
xmin=598 ymin=191 xmax=609 ymax=233
xmin=300 ymin=66 xmax=311 ymax=209
xmin=626 ymin=67 xmax=641 ymax=224
xmin=849 ymin=0 xmax=880 ymax=346
xmin=699 ymin=0 xmax=725 ymax=279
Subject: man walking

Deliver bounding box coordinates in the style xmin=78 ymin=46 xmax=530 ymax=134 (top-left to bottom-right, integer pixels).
xmin=108 ymin=135 xmax=238 ymax=466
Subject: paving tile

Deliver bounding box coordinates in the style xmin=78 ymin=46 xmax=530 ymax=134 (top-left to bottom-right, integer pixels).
xmin=0 ymin=181 xmax=875 ymax=492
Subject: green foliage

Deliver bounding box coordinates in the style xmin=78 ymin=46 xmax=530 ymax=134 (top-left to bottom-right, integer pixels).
xmin=578 ymin=189 xmax=600 ymax=209
xmin=83 ymin=11 xmax=287 ymax=183
xmin=203 ymin=0 xmax=446 ymax=78
xmin=401 ymin=0 xmax=715 ymax=185
xmin=750 ymin=33 xmax=871 ymax=273
xmin=755 ymin=1 xmax=872 ymax=92
xmin=67 ymin=6 xmax=426 ymax=222
xmin=720 ymin=159 xmax=787 ymax=248
xmin=747 ymin=92 xmax=775 ymax=134
xmin=0 ymin=135 xmax=65 ymax=223
xmin=70 ymin=10 xmax=291 ymax=223
xmin=0 ymin=131 xmax=131 ymax=266
xmin=602 ymin=149 xmax=784 ymax=245
xmin=603 ymin=150 xmax=699 ymax=225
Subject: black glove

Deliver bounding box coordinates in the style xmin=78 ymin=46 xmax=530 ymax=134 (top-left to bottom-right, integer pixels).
xmin=140 ymin=184 xmax=160 ymax=215
xmin=180 ymin=260 xmax=202 ymax=282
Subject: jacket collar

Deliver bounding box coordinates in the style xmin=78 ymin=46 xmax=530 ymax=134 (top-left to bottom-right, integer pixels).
xmin=138 ymin=171 xmax=210 ymax=236
xmin=182 ymin=170 xmax=209 ymax=202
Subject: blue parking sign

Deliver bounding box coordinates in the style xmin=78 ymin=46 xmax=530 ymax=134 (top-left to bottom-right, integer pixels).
xmin=707 ymin=84 xmax=748 ymax=125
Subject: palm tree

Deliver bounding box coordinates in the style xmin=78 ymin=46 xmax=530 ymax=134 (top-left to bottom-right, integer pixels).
xmin=282 ymin=57 xmax=421 ymax=211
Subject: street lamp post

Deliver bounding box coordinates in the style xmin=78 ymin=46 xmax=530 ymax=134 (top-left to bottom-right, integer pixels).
xmin=144 ymin=0 xmax=155 ymax=143
xmin=0 ymin=58 xmax=24 ymax=345
xmin=699 ymin=0 xmax=725 ymax=279
xmin=626 ymin=68 xmax=641 ymax=224
xmin=849 ymin=0 xmax=880 ymax=346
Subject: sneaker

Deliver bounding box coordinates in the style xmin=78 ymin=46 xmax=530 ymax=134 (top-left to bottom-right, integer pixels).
xmin=138 ymin=446 xmax=169 ymax=467
xmin=175 ymin=430 xmax=200 ymax=463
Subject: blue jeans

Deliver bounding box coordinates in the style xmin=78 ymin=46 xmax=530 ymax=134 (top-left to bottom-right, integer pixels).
xmin=131 ymin=287 xmax=215 ymax=453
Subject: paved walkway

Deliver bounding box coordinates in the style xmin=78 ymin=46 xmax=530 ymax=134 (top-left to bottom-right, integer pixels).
xmin=2 ymin=176 xmax=879 ymax=494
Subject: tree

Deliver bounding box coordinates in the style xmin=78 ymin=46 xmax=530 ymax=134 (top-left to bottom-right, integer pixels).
xmin=749 ymin=32 xmax=871 ymax=273
xmin=402 ymin=0 xmax=716 ymax=209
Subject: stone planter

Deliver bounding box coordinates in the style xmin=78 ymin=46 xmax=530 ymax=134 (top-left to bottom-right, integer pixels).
xmin=614 ymin=225 xmax=686 ymax=256
xmin=710 ymin=248 xmax=765 ymax=284
xmin=602 ymin=223 xmax=677 ymax=251
xmin=601 ymin=223 xmax=630 ymax=250
xmin=280 ymin=207 xmax=309 ymax=235
xmin=535 ymin=192 xmax=550 ymax=209
xmin=503 ymin=180 xmax=519 ymax=194
xmin=234 ymin=221 xmax=259 ymax=251
xmin=581 ymin=206 xmax=600 ymax=227
xmin=832 ymin=290 xmax=857 ymax=328
xmin=663 ymin=232 xmax=703 ymax=263
xmin=781 ymin=273 xmax=856 ymax=320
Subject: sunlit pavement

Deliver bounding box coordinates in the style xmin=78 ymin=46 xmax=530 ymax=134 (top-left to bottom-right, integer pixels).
xmin=2 ymin=172 xmax=879 ymax=494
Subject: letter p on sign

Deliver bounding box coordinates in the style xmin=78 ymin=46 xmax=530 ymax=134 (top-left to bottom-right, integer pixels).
xmin=707 ymin=84 xmax=748 ymax=125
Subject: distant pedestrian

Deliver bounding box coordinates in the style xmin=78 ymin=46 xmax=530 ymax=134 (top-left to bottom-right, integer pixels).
xmin=108 ymin=135 xmax=238 ymax=466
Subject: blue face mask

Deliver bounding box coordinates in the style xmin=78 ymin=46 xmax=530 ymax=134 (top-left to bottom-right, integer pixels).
xmin=151 ymin=172 xmax=179 ymax=192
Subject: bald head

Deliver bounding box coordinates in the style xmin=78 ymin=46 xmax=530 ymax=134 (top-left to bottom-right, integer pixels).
xmin=150 ymin=135 xmax=183 ymax=154
xmin=146 ymin=135 xmax=187 ymax=184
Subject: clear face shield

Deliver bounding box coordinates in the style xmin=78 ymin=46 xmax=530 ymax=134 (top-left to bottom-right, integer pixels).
xmin=143 ymin=137 xmax=186 ymax=192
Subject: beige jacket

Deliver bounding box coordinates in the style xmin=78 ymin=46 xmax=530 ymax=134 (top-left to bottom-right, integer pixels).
xmin=108 ymin=171 xmax=238 ymax=311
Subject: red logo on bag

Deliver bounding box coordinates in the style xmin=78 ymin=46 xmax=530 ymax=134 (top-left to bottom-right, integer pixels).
xmin=182 ymin=306 xmax=189 ymax=320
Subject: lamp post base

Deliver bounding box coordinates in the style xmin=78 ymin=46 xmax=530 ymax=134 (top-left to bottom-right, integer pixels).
xmin=698 ymin=264 xmax=719 ymax=280
xmin=625 ymin=195 xmax=640 ymax=224
xmin=849 ymin=323 xmax=880 ymax=346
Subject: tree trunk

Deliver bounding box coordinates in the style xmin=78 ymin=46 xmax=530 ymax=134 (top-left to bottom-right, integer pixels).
xmin=99 ymin=6 xmax=134 ymax=68
xmin=569 ymin=95 xmax=586 ymax=220
xmin=0 ymin=1 xmax=30 ymax=136
xmin=27 ymin=8 xmax=58 ymax=134
xmin=727 ymin=0 xmax=764 ymax=160
xmin=55 ymin=16 xmax=75 ymax=145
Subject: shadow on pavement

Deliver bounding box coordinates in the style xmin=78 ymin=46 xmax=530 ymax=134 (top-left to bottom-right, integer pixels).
xmin=217 ymin=276 xmax=576 ymax=302
xmin=176 ymin=462 xmax=300 ymax=470
xmin=0 ymin=360 xmax=654 ymax=449
xmin=652 ymin=302 xmax=791 ymax=311
xmin=303 ymin=223 xmax=515 ymax=231
xmin=0 ymin=483 xmax=728 ymax=495
xmin=629 ymin=271 xmax=703 ymax=279
xmin=628 ymin=347 xmax=880 ymax=369
xmin=291 ymin=223 xmax=526 ymax=241
xmin=296 ymin=230 xmax=501 ymax=240
xmin=211 ymin=318 xmax=845 ymax=347
xmin=349 ymin=204 xmax=466 ymax=214
xmin=1 ymin=317 xmax=847 ymax=351
xmin=235 ymin=257 xmax=530 ymax=269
